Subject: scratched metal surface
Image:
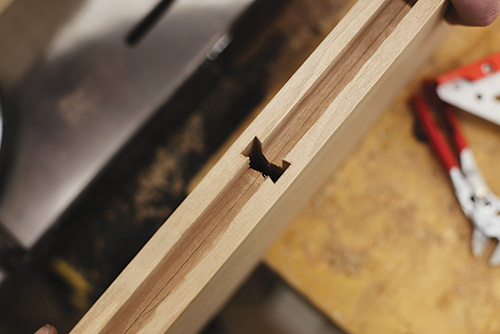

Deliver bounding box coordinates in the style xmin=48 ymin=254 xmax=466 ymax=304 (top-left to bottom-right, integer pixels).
xmin=0 ymin=0 xmax=254 ymax=248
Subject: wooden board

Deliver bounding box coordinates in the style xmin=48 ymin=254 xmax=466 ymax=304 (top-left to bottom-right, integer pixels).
xmin=266 ymin=18 xmax=500 ymax=334
xmin=71 ymin=1 xmax=447 ymax=333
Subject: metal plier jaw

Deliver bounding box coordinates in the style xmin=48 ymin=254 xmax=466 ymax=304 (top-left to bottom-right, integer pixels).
xmin=448 ymin=165 xmax=492 ymax=259
xmin=460 ymin=148 xmax=500 ymax=264
xmin=411 ymin=82 xmax=500 ymax=265
xmin=449 ymin=166 xmax=474 ymax=217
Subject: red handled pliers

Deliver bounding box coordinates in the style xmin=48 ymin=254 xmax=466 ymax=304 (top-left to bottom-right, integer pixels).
xmin=410 ymin=81 xmax=500 ymax=266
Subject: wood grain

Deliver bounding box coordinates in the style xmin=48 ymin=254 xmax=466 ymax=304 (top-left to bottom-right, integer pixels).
xmin=266 ymin=18 xmax=500 ymax=334
xmin=71 ymin=0 xmax=447 ymax=333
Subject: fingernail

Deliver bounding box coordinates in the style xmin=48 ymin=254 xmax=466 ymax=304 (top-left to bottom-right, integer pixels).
xmin=34 ymin=324 xmax=53 ymax=334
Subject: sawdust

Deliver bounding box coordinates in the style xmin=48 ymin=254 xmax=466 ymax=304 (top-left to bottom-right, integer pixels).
xmin=323 ymin=242 xmax=367 ymax=276
xmin=133 ymin=114 xmax=205 ymax=223
xmin=57 ymin=79 xmax=98 ymax=124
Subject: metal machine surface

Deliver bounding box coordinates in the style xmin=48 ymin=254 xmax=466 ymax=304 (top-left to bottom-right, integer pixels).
xmin=0 ymin=0 xmax=255 ymax=249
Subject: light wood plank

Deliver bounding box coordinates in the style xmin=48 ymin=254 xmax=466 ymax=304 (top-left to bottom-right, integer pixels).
xmin=71 ymin=0 xmax=447 ymax=333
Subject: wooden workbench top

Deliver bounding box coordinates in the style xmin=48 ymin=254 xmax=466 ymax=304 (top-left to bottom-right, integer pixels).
xmin=265 ymin=20 xmax=500 ymax=334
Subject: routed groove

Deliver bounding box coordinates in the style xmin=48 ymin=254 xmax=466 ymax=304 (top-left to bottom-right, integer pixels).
xmin=123 ymin=168 xmax=265 ymax=333
xmin=263 ymin=0 xmax=414 ymax=163
xmin=126 ymin=0 xmax=176 ymax=46
xmin=102 ymin=0 xmax=413 ymax=332
xmin=112 ymin=1 xmax=413 ymax=331
xmin=103 ymin=166 xmax=264 ymax=333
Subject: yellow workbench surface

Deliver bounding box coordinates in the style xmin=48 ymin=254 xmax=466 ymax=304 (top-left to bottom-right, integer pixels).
xmin=266 ymin=20 xmax=500 ymax=334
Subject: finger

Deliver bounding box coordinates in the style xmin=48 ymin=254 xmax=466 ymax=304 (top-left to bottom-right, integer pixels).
xmin=34 ymin=324 xmax=58 ymax=334
xmin=450 ymin=0 xmax=499 ymax=26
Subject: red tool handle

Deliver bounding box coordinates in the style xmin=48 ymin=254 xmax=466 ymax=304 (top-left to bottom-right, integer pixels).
xmin=437 ymin=51 xmax=500 ymax=84
xmin=410 ymin=94 xmax=459 ymax=171
xmin=443 ymin=105 xmax=468 ymax=154
xmin=422 ymin=79 xmax=469 ymax=154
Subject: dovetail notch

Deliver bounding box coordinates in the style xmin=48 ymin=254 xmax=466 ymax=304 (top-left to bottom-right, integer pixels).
xmin=242 ymin=137 xmax=290 ymax=183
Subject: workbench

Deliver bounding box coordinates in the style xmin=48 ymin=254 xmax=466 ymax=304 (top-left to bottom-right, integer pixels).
xmin=1 ymin=1 xmax=498 ymax=333
xmin=265 ymin=19 xmax=500 ymax=334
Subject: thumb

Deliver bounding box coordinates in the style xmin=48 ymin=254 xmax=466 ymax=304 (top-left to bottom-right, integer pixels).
xmin=34 ymin=324 xmax=58 ymax=334
xmin=450 ymin=0 xmax=499 ymax=26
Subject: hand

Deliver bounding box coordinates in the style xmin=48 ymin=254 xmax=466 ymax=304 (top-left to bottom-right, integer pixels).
xmin=449 ymin=0 xmax=499 ymax=26
xmin=34 ymin=324 xmax=58 ymax=334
